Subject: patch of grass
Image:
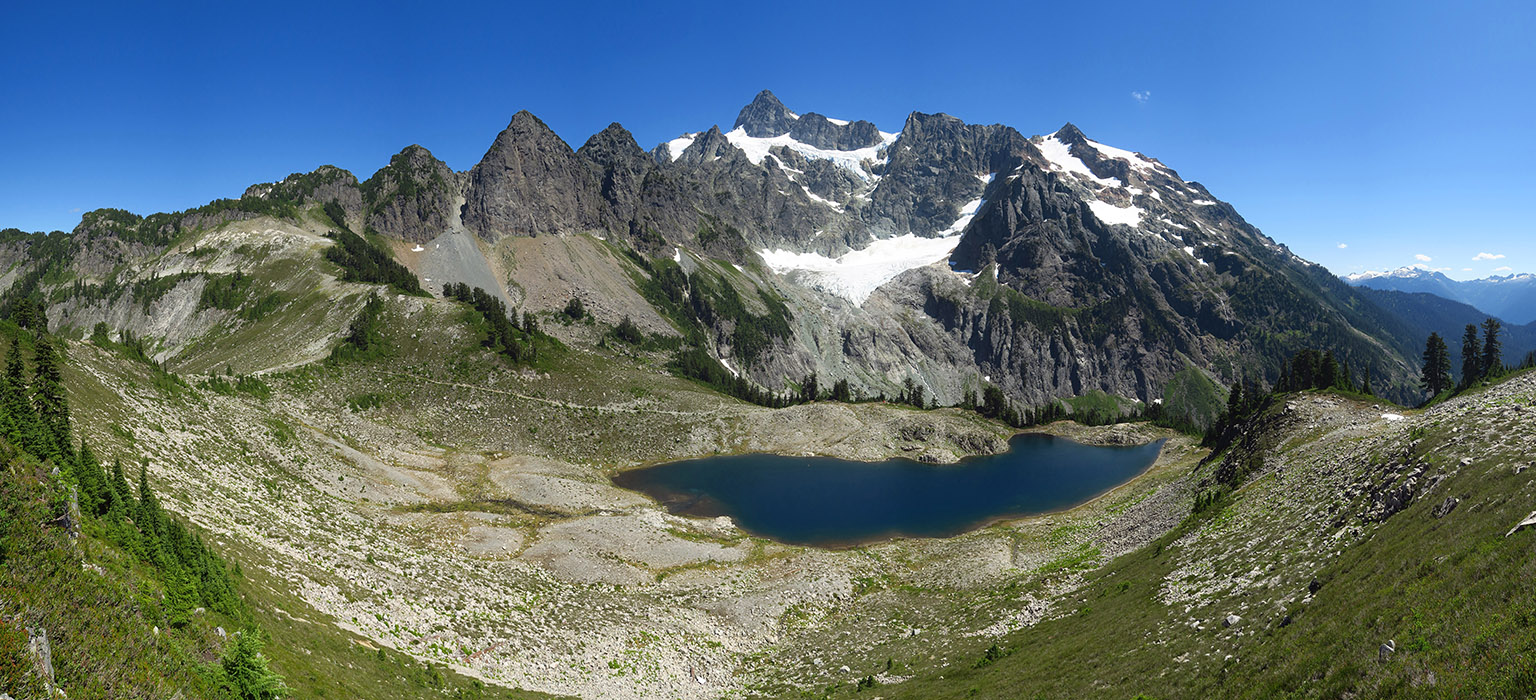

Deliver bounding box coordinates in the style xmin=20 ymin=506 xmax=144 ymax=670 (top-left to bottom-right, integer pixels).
xmin=198 ymin=372 xmax=272 ymax=400
xmin=346 ymin=391 xmax=393 ymax=411
xmin=264 ymin=417 xmax=295 ymax=445
xmin=1155 ymin=366 xmax=1226 ymax=435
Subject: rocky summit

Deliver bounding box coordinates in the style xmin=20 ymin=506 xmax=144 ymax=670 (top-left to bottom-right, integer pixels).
xmin=1 ymin=90 xmax=1533 ymax=700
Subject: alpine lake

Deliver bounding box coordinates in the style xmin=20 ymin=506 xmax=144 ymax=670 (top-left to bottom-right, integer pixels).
xmin=613 ymin=433 xmax=1165 ymax=547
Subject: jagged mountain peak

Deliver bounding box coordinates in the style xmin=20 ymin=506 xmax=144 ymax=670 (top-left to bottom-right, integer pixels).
xmin=481 ymin=110 xmax=580 ymax=159
xmin=676 ymin=125 xmax=738 ymax=164
xmin=1053 ymin=122 xmax=1088 ymax=143
xmin=462 ymin=110 xmax=598 ymax=240
xmin=728 ymin=90 xmax=886 ymax=151
xmin=734 ymin=89 xmax=796 ymax=137
xmin=901 ymin=111 xmax=965 ymax=133
xmin=578 ymin=122 xmax=645 ymax=160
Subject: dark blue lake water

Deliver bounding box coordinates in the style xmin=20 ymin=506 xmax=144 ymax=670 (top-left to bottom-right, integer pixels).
xmin=612 ymin=433 xmax=1164 ymax=547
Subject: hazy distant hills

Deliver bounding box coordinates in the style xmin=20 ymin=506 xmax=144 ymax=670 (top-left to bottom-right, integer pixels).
xmin=1345 ymin=267 xmax=1536 ymax=325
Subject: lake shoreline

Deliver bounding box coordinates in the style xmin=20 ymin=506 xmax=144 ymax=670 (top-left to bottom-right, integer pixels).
xmin=613 ymin=428 xmax=1171 ymax=548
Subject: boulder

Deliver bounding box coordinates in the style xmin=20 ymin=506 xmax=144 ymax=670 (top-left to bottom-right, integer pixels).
xmin=1505 ymin=510 xmax=1536 ymax=537
xmin=26 ymin=627 xmax=53 ymax=683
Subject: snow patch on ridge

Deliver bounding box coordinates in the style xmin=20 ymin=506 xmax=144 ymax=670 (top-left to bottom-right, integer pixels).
xmin=666 ymin=134 xmax=698 ymax=162
xmin=726 ymin=127 xmax=898 ymax=180
xmin=1035 ymin=134 xmax=1119 ymax=187
xmin=1085 ymin=138 xmax=1169 ymax=175
xmin=760 ymin=235 xmax=963 ymax=306
xmin=1087 ymin=199 xmax=1144 ymax=227
xmin=938 ymin=190 xmax=988 ymax=236
xmin=760 ymin=187 xmax=987 ymax=306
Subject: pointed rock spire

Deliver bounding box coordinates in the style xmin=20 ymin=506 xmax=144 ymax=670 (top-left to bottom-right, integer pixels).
xmin=1054 ymin=122 xmax=1087 ymax=143
xmin=733 ymin=90 xmax=797 ymax=137
xmin=462 ymin=109 xmax=602 ymax=240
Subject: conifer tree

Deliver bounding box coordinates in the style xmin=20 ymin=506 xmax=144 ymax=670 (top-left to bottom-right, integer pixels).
xmin=1319 ymin=350 xmax=1341 ymax=390
xmin=1461 ymin=324 xmax=1483 ymax=388
xmin=801 ymin=372 xmax=819 ymax=403
xmin=1 ymin=346 xmax=38 ymax=450
xmin=1481 ymin=317 xmax=1503 ymax=379
xmin=1421 ymin=332 xmax=1452 ymax=397
xmin=222 ymin=627 xmax=290 ymax=700
xmin=110 ymin=459 xmax=133 ymax=509
xmin=30 ymin=335 xmax=70 ymax=461
xmin=72 ymin=440 xmax=108 ymax=516
xmin=137 ymin=465 xmax=164 ymax=561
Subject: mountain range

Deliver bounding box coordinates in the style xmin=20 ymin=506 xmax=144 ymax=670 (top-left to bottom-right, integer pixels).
xmin=1345 ymin=266 xmax=1536 ymax=325
xmin=2 ymin=89 xmax=1455 ymax=409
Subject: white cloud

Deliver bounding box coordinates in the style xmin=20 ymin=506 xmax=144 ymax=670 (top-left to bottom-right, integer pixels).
xmin=1463 ymin=267 xmax=1474 ymax=271
xmin=1131 ymin=90 xmax=1151 ymax=104
xmin=1473 ymin=252 xmax=1506 ymax=260
xmin=1337 ymin=243 xmax=1348 ymax=249
xmin=1414 ymin=253 xmax=1432 ymax=262
xmin=1494 ymin=266 xmax=1513 ymax=273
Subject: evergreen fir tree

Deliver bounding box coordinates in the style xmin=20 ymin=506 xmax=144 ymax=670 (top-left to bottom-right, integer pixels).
xmin=1481 ymin=317 xmax=1503 ymax=379
xmin=221 ymin=627 xmax=290 ymax=700
xmin=800 ymin=372 xmax=819 ymax=403
xmin=1 ymin=346 xmax=38 ymax=451
xmin=1461 ymin=324 xmax=1483 ymax=388
xmin=30 ymin=336 xmax=70 ymax=461
xmin=110 ymin=459 xmax=133 ymax=508
xmin=137 ymin=465 xmax=165 ymax=562
xmin=72 ymin=440 xmax=108 ymax=517
xmin=1318 ymin=350 xmax=1341 ymax=390
xmin=1421 ymin=332 xmax=1452 ymax=397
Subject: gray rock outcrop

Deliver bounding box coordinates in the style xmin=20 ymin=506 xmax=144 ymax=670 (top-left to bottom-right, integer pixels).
xmin=462 ymin=111 xmax=603 ymax=240
xmin=362 ymin=145 xmax=459 ymax=243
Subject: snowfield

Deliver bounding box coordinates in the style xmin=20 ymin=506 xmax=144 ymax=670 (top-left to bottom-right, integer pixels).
xmin=1084 ymin=137 xmax=1169 ymax=175
xmin=760 ymin=233 xmax=963 ymax=306
xmin=726 ymin=127 xmax=899 ymax=180
xmin=760 ymin=188 xmax=989 ymax=306
xmin=1035 ymin=134 xmax=1119 ymax=187
xmin=666 ymin=134 xmax=698 ymax=161
xmin=1087 ymin=199 xmax=1144 ymax=227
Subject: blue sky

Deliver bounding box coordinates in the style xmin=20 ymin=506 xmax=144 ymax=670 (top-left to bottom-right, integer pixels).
xmin=2 ymin=0 xmax=1531 ymax=279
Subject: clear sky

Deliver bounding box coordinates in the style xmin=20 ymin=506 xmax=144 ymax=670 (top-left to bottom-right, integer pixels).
xmin=2 ymin=0 xmax=1531 ymax=279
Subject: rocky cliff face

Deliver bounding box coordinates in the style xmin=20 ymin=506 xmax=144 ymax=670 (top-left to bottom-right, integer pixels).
xmin=361 ymin=145 xmax=460 ymax=243
xmin=462 ymin=111 xmax=603 ymax=240
xmin=576 ymin=123 xmax=652 ymax=233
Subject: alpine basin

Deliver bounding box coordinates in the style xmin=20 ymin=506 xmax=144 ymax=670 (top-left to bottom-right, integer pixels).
xmin=612 ymin=433 xmax=1164 ymax=547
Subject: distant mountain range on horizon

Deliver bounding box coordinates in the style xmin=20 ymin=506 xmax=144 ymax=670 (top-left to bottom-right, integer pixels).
xmin=1342 ymin=266 xmax=1536 ymax=325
